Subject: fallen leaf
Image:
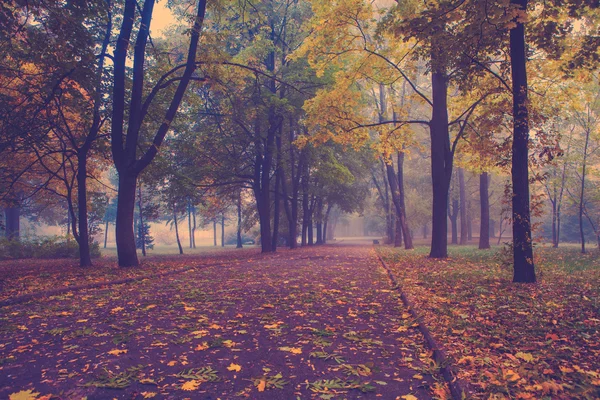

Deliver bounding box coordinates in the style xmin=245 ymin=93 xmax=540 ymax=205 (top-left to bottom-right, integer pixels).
xmin=227 ymin=363 xmax=242 ymax=372
xmin=181 ymin=380 xmax=201 ymax=391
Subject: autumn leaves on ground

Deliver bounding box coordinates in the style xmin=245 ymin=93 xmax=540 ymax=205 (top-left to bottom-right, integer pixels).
xmin=1 ymin=242 xmax=599 ymax=400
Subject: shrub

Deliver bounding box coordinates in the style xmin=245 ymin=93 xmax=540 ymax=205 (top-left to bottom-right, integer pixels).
xmin=0 ymin=236 xmax=101 ymax=260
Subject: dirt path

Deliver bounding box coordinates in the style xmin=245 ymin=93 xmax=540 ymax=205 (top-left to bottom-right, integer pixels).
xmin=0 ymin=244 xmax=446 ymax=399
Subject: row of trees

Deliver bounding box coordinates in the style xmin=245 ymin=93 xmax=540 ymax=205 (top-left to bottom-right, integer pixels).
xmin=2 ymin=0 xmax=599 ymax=284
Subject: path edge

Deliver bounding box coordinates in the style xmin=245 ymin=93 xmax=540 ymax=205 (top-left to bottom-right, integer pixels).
xmin=0 ymin=262 xmax=226 ymax=308
xmin=375 ymin=249 xmax=470 ymax=400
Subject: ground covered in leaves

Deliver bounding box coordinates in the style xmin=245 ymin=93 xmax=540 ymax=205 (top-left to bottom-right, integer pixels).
xmin=377 ymin=244 xmax=600 ymax=400
xmin=1 ymin=244 xmax=448 ymax=399
xmin=0 ymin=248 xmax=258 ymax=302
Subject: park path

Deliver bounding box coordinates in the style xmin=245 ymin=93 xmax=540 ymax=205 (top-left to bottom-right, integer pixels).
xmin=0 ymin=243 xmax=445 ymax=399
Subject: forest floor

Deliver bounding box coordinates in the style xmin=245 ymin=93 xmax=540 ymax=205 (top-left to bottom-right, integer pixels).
xmin=0 ymin=242 xmax=447 ymax=400
xmin=377 ymin=244 xmax=600 ymax=400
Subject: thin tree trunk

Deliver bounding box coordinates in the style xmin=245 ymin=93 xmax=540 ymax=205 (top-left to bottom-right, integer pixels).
xmin=510 ymin=0 xmax=535 ymax=282
xmin=579 ymin=127 xmax=590 ymax=254
xmin=173 ymin=205 xmax=183 ymax=255
xmin=188 ymin=200 xmax=193 ymax=249
xmin=104 ymin=219 xmax=109 ymax=248
xmin=479 ymin=172 xmax=491 ymax=249
xmin=76 ymin=155 xmax=92 ymax=266
xmin=397 ymin=152 xmax=413 ymax=249
xmin=213 ymin=219 xmax=217 ymax=246
xmin=237 ymin=191 xmax=243 ymax=248
xmin=221 ymin=214 xmax=225 ymax=247
xmin=192 ymin=206 xmax=196 ymax=249
xmin=458 ymin=167 xmax=468 ymax=245
xmin=138 ymin=185 xmax=146 ymax=257
xmin=450 ymin=198 xmax=459 ymax=245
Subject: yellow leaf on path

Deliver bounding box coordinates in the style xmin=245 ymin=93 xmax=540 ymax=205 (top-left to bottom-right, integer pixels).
xmin=181 ymin=380 xmax=201 ymax=391
xmin=107 ymin=349 xmax=128 ymax=355
xmin=195 ymin=343 xmax=208 ymax=351
xmin=76 ymin=319 xmax=88 ymax=323
xmin=9 ymin=390 xmax=40 ymax=400
xmin=278 ymin=346 xmax=302 ymax=354
xmin=184 ymin=306 xmax=196 ymax=312
xmin=515 ymin=352 xmax=534 ymax=362
xmin=396 ymin=326 xmax=408 ymax=332
xmin=413 ymin=374 xmax=423 ymax=380
xmin=401 ymin=395 xmax=418 ymax=400
xmin=110 ymin=307 xmax=124 ymax=313
xmin=167 ymin=360 xmax=177 ymax=366
xmin=227 ymin=363 xmax=242 ymax=372
xmin=257 ymin=379 xmax=267 ymax=392
xmin=141 ymin=392 xmax=157 ymax=398
xmin=505 ymin=369 xmax=521 ymax=381
xmin=208 ymin=323 xmax=222 ymax=329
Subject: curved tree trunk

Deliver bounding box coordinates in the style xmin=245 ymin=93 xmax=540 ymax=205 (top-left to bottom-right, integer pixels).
xmin=173 ymin=205 xmax=183 ymax=255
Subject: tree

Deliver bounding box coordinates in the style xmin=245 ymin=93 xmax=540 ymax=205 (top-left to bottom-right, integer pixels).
xmin=110 ymin=0 xmax=207 ymax=267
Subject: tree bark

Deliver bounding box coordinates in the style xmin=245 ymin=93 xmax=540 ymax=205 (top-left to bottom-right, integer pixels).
xmin=104 ymin=219 xmax=109 ymax=248
xmin=4 ymin=207 xmax=20 ymax=240
xmin=449 ymin=198 xmax=459 ymax=245
xmin=237 ymin=191 xmax=243 ymax=248
xmin=116 ymin=171 xmax=139 ymax=267
xmin=173 ymin=206 xmax=183 ymax=255
xmin=578 ymin=127 xmax=590 ymax=254
xmin=188 ymin=200 xmax=193 ymax=249
xmin=111 ymin=0 xmax=206 ymax=267
xmin=458 ymin=167 xmax=468 ymax=245
xmin=213 ymin=219 xmax=217 ymax=246
xmin=429 ymin=68 xmax=451 ymax=258
xmin=221 ymin=214 xmax=225 ymax=247
xmin=137 ymin=184 xmax=146 ymax=257
xmin=510 ymin=0 xmax=535 ymax=282
xmin=479 ymin=172 xmax=491 ymax=249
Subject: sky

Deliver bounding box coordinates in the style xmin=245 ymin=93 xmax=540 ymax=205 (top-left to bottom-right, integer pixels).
xmin=150 ymin=1 xmax=178 ymax=37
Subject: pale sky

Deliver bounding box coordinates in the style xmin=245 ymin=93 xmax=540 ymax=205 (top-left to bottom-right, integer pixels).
xmin=151 ymin=1 xmax=179 ymax=37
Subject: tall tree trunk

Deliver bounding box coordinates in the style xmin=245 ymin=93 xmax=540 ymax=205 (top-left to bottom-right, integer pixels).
xmin=76 ymin=154 xmax=92 ymax=267
xmin=423 ymin=224 xmax=428 ymax=239
xmin=301 ymin=163 xmax=309 ymax=246
xmin=237 ymin=191 xmax=243 ymax=248
xmin=221 ymin=214 xmax=225 ymax=247
xmin=458 ymin=167 xmax=468 ymax=245
xmin=213 ymin=219 xmax=217 ymax=246
xmin=429 ymin=68 xmax=451 ymax=258
xmin=315 ymin=198 xmax=323 ymax=244
xmin=188 ymin=200 xmax=193 ymax=248
xmin=479 ymin=172 xmax=491 ymax=249
xmin=104 ymin=219 xmax=109 ymax=248
xmin=450 ymin=198 xmax=459 ymax=245
xmin=173 ymin=206 xmax=183 ymax=255
xmin=272 ymin=164 xmax=281 ymax=251
xmin=116 ymin=171 xmax=139 ymax=267
xmin=551 ymin=188 xmax=557 ymax=248
xmin=323 ymin=204 xmax=332 ymax=244
xmin=395 ymin=214 xmax=403 ymax=247
xmin=137 ymin=184 xmax=146 ymax=257
xmin=4 ymin=207 xmax=20 ymax=240
xmin=192 ymin=206 xmax=196 ymax=248
xmin=579 ymin=127 xmax=590 ymax=254
xmin=397 ymin=152 xmax=413 ymax=249
xmin=467 ymin=203 xmax=473 ymax=240
xmin=510 ymin=0 xmax=535 ymax=282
